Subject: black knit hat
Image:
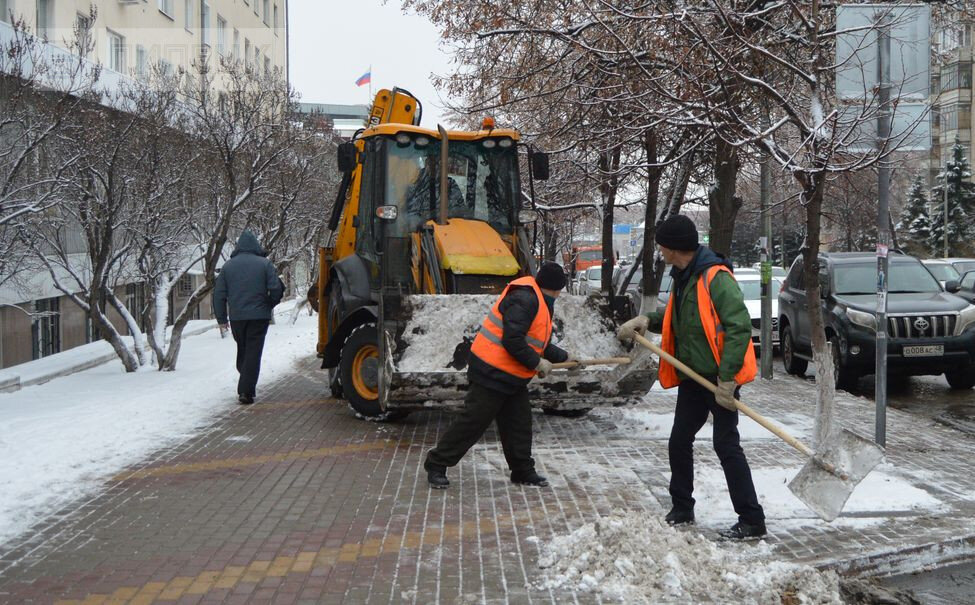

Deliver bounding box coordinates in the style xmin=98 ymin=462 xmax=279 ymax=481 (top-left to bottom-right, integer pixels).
xmin=535 ymin=262 xmax=567 ymax=291
xmin=655 ymin=214 xmax=699 ymax=251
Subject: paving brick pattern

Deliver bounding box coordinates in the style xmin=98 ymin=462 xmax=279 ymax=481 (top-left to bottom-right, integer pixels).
xmin=1 ymin=356 xmax=974 ymax=603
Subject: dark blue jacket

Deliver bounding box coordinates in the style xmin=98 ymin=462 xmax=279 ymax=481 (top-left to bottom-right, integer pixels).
xmin=212 ymin=231 xmax=284 ymax=324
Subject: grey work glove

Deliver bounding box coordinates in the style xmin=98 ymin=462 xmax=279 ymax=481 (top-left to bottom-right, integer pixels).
xmin=564 ymin=356 xmax=581 ymax=376
xmin=535 ymin=358 xmax=554 ymax=379
xmin=617 ymin=315 xmax=649 ymax=343
xmin=715 ymin=379 xmax=738 ymax=411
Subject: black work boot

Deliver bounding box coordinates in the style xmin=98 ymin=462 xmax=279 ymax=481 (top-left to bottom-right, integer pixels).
xmin=238 ymin=394 xmax=254 ymax=405
xmin=510 ymin=469 xmax=549 ymax=487
xmin=425 ymin=462 xmax=449 ymax=489
xmin=718 ymin=520 xmax=767 ymax=541
xmin=664 ymin=507 xmax=695 ymax=526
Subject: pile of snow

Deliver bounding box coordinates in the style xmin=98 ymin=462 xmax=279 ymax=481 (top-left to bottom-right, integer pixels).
xmin=396 ymin=293 xmax=624 ymax=372
xmin=0 ymin=310 xmax=317 ymax=548
xmin=535 ymin=513 xmax=842 ymax=604
xmin=591 ymin=405 xmax=814 ymax=441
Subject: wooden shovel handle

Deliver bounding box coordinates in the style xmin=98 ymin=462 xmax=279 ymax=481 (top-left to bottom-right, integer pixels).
xmin=633 ymin=334 xmax=815 ymax=459
xmin=551 ymin=357 xmax=631 ymax=369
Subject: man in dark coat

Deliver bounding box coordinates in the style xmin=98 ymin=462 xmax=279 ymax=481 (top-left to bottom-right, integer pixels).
xmin=424 ymin=262 xmax=576 ymax=489
xmin=213 ymin=230 xmax=285 ymax=404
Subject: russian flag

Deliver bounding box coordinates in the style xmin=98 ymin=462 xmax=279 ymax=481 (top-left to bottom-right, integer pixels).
xmin=355 ymin=70 xmax=371 ymax=87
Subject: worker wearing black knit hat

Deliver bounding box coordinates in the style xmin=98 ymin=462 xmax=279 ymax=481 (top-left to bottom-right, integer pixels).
xmin=618 ymin=214 xmax=765 ymax=541
xmin=424 ymin=261 xmax=577 ymax=490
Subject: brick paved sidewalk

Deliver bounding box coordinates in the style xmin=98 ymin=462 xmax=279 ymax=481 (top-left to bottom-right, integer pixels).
xmin=1 ymin=355 xmax=974 ymax=604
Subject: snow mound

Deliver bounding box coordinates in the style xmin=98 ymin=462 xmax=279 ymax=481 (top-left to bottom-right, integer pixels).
xmin=396 ymin=294 xmax=625 ymax=372
xmin=536 ymin=513 xmax=842 ymax=604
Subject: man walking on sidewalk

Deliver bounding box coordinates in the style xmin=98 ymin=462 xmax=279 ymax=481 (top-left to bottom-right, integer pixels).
xmin=617 ymin=214 xmax=766 ymax=540
xmin=213 ymin=230 xmax=285 ymax=405
xmin=424 ymin=262 xmax=577 ymax=489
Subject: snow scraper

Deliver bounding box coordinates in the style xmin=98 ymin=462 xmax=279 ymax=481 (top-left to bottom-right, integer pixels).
xmin=632 ymin=334 xmax=884 ymax=522
xmin=314 ymin=86 xmax=656 ymax=421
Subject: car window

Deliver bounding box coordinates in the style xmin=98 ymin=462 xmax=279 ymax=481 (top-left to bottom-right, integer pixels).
xmin=953 ymin=261 xmax=975 ymax=275
xmin=787 ymin=260 xmax=804 ymax=290
xmin=925 ymin=262 xmax=960 ymax=282
xmin=834 ymin=262 xmax=940 ymax=295
xmin=962 ymin=271 xmax=975 ymax=290
xmin=738 ymin=278 xmax=784 ymax=300
xmin=587 ymin=267 xmax=602 ymax=280
xmin=660 ymin=273 xmax=672 ymax=291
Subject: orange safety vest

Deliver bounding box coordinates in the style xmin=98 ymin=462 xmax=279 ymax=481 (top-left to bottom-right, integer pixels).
xmin=469 ymin=276 xmax=553 ymax=379
xmin=658 ymin=265 xmax=758 ymax=389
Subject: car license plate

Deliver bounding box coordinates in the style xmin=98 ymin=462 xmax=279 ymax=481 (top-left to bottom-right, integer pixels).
xmin=903 ymin=345 xmax=943 ymax=357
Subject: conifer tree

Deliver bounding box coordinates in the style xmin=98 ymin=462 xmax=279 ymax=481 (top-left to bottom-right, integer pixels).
xmin=929 ymin=139 xmax=975 ymax=256
xmin=896 ymin=175 xmax=933 ymax=256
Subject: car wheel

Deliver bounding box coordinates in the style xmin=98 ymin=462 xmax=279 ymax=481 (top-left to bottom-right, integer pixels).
xmin=945 ymin=366 xmax=975 ymax=390
xmin=781 ymin=325 xmax=808 ymax=376
xmin=339 ymin=323 xmax=408 ymax=422
xmin=829 ymin=336 xmax=858 ymax=391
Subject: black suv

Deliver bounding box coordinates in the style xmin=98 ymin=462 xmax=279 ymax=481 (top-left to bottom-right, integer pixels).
xmin=778 ymin=252 xmax=975 ymax=390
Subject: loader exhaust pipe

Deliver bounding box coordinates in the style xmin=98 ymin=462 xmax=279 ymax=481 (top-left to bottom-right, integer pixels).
xmin=438 ymin=124 xmax=449 ymax=225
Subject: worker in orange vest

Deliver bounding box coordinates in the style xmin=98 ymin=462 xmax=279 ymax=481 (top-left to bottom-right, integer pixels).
xmin=618 ymin=214 xmax=765 ymax=540
xmin=424 ymin=262 xmax=575 ymax=489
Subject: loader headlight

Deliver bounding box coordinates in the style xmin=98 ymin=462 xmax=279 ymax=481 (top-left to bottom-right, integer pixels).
xmin=395 ymin=133 xmax=412 ymax=147
xmin=376 ymin=205 xmax=398 ymax=220
xmin=955 ymin=304 xmax=975 ymax=335
xmin=482 ymin=139 xmax=497 ymax=149
xmin=498 ymin=138 xmax=513 ymax=148
xmin=846 ymin=308 xmax=877 ymax=332
xmin=415 ymin=136 xmax=430 ymax=148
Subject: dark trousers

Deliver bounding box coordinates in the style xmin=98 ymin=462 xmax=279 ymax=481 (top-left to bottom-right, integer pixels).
xmin=426 ymin=382 xmax=535 ymax=474
xmin=230 ymin=319 xmax=270 ymax=398
xmin=669 ymin=379 xmax=765 ymax=524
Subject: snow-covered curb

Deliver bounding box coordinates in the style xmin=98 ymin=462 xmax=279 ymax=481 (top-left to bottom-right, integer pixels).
xmin=534 ymin=513 xmax=842 ymax=604
xmin=0 ymin=303 xmax=316 ymax=549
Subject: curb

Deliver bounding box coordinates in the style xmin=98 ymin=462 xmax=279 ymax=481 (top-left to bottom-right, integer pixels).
xmin=822 ymin=532 xmax=975 ymax=577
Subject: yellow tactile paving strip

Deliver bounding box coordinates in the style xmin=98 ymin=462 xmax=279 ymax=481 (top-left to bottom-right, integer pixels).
xmin=53 ymin=513 xmax=530 ymax=604
xmin=112 ymin=439 xmax=407 ymax=481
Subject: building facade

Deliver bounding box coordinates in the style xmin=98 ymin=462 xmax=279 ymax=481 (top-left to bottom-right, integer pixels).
xmin=297 ymin=103 xmax=369 ymax=140
xmin=930 ymin=19 xmax=973 ymax=184
xmin=0 ymin=0 xmax=287 ymax=82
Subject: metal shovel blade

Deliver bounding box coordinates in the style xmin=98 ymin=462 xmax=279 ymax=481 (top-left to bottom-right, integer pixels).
xmin=788 ymin=428 xmax=886 ymax=522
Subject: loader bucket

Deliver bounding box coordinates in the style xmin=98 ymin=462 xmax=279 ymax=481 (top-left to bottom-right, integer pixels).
xmin=381 ymin=294 xmax=656 ymax=411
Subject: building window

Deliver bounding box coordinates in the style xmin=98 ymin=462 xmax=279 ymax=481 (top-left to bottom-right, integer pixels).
xmin=136 ymin=45 xmax=148 ymax=78
xmin=216 ymin=16 xmax=226 ymax=56
xmin=263 ymin=0 xmax=270 ymax=25
xmin=253 ymin=46 xmax=260 ymax=71
xmin=942 ymin=104 xmax=972 ymax=132
xmin=75 ymin=12 xmax=93 ymax=47
xmin=941 ymin=62 xmax=973 ymax=92
xmin=178 ymin=274 xmax=194 ymax=297
xmin=244 ymin=38 xmax=251 ymax=67
xmin=200 ymin=1 xmax=210 ymax=47
xmin=108 ymin=30 xmax=125 ymax=73
xmin=273 ymin=5 xmax=279 ymax=32
xmin=0 ymin=0 xmax=8 ymax=24
xmin=126 ymin=283 xmax=149 ymax=333
xmin=36 ymin=0 xmax=52 ymax=39
xmin=233 ymin=28 xmax=240 ymax=60
xmin=253 ymin=0 xmax=258 ymax=17
xmin=158 ymin=0 xmax=173 ymax=18
xmin=32 ymin=297 xmax=60 ymax=360
xmin=183 ymin=0 xmax=192 ymax=29
xmin=264 ymin=56 xmax=270 ymax=75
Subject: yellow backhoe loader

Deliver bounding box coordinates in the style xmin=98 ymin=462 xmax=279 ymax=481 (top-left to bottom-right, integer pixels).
xmin=316 ymin=87 xmax=655 ymax=420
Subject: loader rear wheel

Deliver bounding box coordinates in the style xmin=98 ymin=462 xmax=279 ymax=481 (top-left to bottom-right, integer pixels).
xmin=340 ymin=324 xmax=407 ymax=422
xmin=542 ymin=407 xmax=592 ymax=418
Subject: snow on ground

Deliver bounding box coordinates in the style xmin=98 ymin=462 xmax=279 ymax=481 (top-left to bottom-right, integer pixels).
xmin=534 ymin=512 xmax=842 ymax=604
xmin=396 ymin=293 xmax=625 ymax=372
xmin=591 ymin=404 xmax=814 ymax=441
xmin=0 ymin=311 xmax=317 ymax=547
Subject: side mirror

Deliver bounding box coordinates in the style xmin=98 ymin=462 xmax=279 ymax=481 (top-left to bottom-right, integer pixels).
xmin=336 ymin=142 xmax=356 ymax=173
xmin=530 ymin=150 xmax=550 ymax=180
xmin=946 ymin=280 xmax=960 ymax=293
xmin=818 ymin=272 xmax=830 ymax=298
xmin=517 ymin=209 xmax=539 ymax=224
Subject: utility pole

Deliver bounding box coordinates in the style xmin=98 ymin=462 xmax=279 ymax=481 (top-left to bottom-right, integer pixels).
xmin=874 ymin=15 xmax=891 ymax=447
xmin=760 ymin=114 xmax=773 ymax=379
xmin=944 ymin=167 xmax=949 ymax=258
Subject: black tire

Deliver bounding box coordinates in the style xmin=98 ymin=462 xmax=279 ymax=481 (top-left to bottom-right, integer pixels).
xmin=945 ymin=366 xmax=975 ymax=390
xmin=339 ymin=323 xmax=408 ymax=422
xmin=781 ymin=324 xmax=808 ymax=376
xmin=327 ymin=367 xmax=343 ymax=399
xmin=830 ymin=336 xmax=859 ymax=391
xmin=542 ymin=407 xmax=592 ymax=418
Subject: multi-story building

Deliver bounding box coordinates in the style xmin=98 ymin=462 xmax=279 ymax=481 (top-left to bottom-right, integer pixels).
xmin=929 ymin=20 xmax=973 ymax=185
xmin=0 ymin=0 xmax=287 ymax=83
xmin=297 ymin=103 xmax=368 ymax=139
xmin=0 ymin=1 xmax=289 ymax=370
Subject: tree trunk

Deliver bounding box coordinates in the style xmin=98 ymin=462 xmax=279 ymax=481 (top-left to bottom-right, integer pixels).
xmin=598 ymin=147 xmax=621 ymax=296
xmin=159 ymin=281 xmax=213 ymax=371
xmin=708 ymin=139 xmax=743 ymax=257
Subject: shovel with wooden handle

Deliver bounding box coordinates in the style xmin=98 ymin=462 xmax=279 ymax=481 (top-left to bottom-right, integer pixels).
xmin=632 ymin=333 xmax=885 ymax=522
xmin=552 ymin=357 xmax=631 ymax=369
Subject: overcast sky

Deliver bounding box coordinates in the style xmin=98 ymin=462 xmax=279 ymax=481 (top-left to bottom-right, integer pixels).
xmin=288 ymin=0 xmax=454 ymax=127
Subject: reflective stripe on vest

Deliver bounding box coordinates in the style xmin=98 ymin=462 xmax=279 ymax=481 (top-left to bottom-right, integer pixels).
xmin=657 ymin=265 xmax=758 ymax=389
xmin=469 ymin=276 xmax=553 ymax=379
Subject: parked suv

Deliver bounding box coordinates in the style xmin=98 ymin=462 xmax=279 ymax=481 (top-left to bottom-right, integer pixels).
xmin=778 ymin=252 xmax=975 ymax=390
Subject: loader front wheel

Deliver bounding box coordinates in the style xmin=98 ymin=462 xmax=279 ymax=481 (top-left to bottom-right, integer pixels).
xmin=340 ymin=324 xmax=407 ymax=422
